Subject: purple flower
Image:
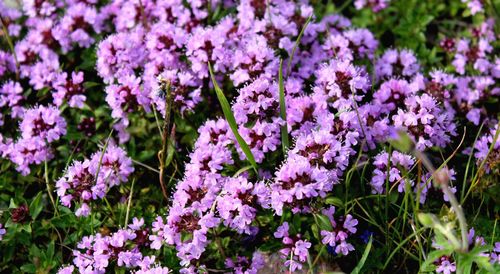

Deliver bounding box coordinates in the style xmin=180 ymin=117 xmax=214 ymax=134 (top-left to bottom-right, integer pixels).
xmin=354 ymin=0 xmax=390 ymax=12
xmin=230 ymin=34 xmax=276 ymax=86
xmin=294 ymin=240 xmax=311 ymax=261
xmin=52 ymin=3 xmax=103 ymax=52
xmin=473 ymin=125 xmax=499 ymax=174
xmin=96 ymin=29 xmax=147 ymax=83
xmin=312 ymin=59 xmax=370 ymax=111
xmin=343 ymin=28 xmax=378 ymax=60
xmin=392 ymin=93 xmax=456 ymax=150
xmin=52 ymin=71 xmax=86 ymax=108
xmin=0 ymin=50 xmax=16 ymax=78
xmin=20 ymin=105 xmax=67 ymax=143
xmin=56 ymin=144 xmax=133 ymax=216
xmin=0 ymin=81 xmax=24 ymax=119
xmin=320 ymin=206 xmax=358 ymax=256
xmin=63 ymin=218 xmax=155 ymax=273
xmin=462 ymin=0 xmax=483 ymax=15
xmin=105 ymin=75 xmax=151 ymax=121
xmin=225 ymin=252 xmax=265 ymax=274
xmin=370 ymin=151 xmax=415 ymax=194
xmin=0 ymin=223 xmax=6 ymax=240
xmin=274 ymin=222 xmax=289 ymax=239
xmin=435 ymin=256 xmax=456 ymax=274
xmin=375 ymin=49 xmax=420 ymax=80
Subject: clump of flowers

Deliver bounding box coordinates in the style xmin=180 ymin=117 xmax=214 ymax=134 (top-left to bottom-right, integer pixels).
xmin=354 ymin=0 xmax=390 ymax=12
xmin=60 ymin=218 xmax=158 ymax=273
xmin=375 ymin=49 xmax=420 ymax=80
xmin=20 ymin=105 xmax=67 ymax=143
xmin=370 ymin=150 xmax=415 ymax=194
xmin=224 ymin=252 xmax=265 ymax=274
xmin=473 ymin=124 xmax=500 ymax=174
xmin=320 ymin=206 xmax=358 ymax=256
xmin=392 ymin=94 xmax=457 ymax=150
xmin=274 ymin=222 xmax=312 ymax=272
xmin=56 ymin=144 xmax=134 ymax=216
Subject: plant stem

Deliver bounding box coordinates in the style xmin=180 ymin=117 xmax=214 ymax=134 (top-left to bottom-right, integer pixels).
xmin=124 ymin=178 xmax=135 ymax=227
xmin=158 ymin=78 xmax=172 ymax=201
xmin=44 ymin=160 xmax=59 ymax=216
xmin=0 ymin=16 xmax=20 ymax=80
xmin=414 ymin=150 xmax=468 ymax=251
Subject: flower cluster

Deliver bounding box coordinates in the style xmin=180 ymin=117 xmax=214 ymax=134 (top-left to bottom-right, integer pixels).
xmin=354 ymin=0 xmax=390 ymax=12
xmin=1 ymin=105 xmax=67 ymax=175
xmin=59 ymin=218 xmax=159 ymax=273
xmin=224 ymin=252 xmax=265 ymax=274
xmin=274 ymin=222 xmax=312 ymax=272
xmin=370 ymin=151 xmax=415 ymax=194
xmin=473 ymin=124 xmax=500 ymax=174
xmin=320 ymin=206 xmax=358 ymax=256
xmin=56 ymin=144 xmax=134 ymax=217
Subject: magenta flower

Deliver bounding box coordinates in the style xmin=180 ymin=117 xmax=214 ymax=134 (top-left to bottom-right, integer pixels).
xmin=52 ymin=71 xmax=86 ymax=108
xmin=20 ymin=105 xmax=67 ymax=143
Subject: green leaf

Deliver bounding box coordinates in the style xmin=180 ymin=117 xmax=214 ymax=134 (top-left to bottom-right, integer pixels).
xmin=313 ymin=213 xmax=333 ymax=231
xmin=29 ymin=192 xmax=43 ymax=220
xmin=165 ymin=138 xmax=175 ymax=168
xmin=278 ymin=59 xmax=289 ymax=154
xmin=325 ymin=197 xmax=344 ymax=208
xmin=286 ymin=14 xmax=313 ymax=76
xmin=20 ymin=264 xmax=36 ymax=273
xmin=21 ymin=223 xmax=32 ymax=233
xmin=389 ymin=130 xmax=413 ymax=153
xmin=47 ymin=241 xmax=55 ymax=260
xmin=351 ymin=235 xmax=373 ymax=274
xmin=417 ymin=212 xmax=436 ymax=227
xmin=207 ymin=62 xmax=258 ymax=174
xmin=83 ymin=81 xmax=101 ymax=89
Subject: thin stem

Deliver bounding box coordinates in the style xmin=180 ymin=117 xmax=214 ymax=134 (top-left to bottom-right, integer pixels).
xmin=44 ymin=160 xmax=59 ymax=216
xmin=124 ymin=178 xmax=135 ymax=227
xmin=414 ymin=150 xmax=468 ymax=251
xmin=158 ymin=78 xmax=172 ymax=201
xmin=132 ymin=159 xmax=160 ymax=174
xmin=212 ymin=228 xmax=226 ymax=258
xmin=0 ymin=16 xmax=20 ymax=80
xmin=308 ymin=245 xmax=325 ymax=273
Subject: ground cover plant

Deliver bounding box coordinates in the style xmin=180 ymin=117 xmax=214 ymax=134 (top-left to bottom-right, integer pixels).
xmin=0 ymin=0 xmax=500 ymax=273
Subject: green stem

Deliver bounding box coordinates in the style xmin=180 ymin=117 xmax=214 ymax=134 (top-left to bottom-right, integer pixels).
xmin=0 ymin=16 xmax=20 ymax=80
xmin=124 ymin=178 xmax=135 ymax=227
xmin=44 ymin=160 xmax=59 ymax=216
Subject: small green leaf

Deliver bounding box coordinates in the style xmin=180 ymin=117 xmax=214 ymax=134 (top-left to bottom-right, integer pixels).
xmin=29 ymin=192 xmax=43 ymax=220
xmin=325 ymin=197 xmax=343 ymax=207
xmin=47 ymin=241 xmax=55 ymax=260
xmin=208 ymin=62 xmax=258 ymax=174
xmin=286 ymin=14 xmax=313 ymax=76
xmin=417 ymin=212 xmax=436 ymax=227
xmin=20 ymin=264 xmax=36 ymax=273
xmin=313 ymin=213 xmax=333 ymax=231
xmin=389 ymin=130 xmax=413 ymax=153
xmin=83 ymin=81 xmax=101 ymax=89
xmin=278 ymin=59 xmax=289 ymax=154
xmin=351 ymin=235 xmax=373 ymax=274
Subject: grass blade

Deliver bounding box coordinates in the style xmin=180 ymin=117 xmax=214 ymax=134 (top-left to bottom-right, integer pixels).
xmin=278 ymin=59 xmax=289 ymax=154
xmin=208 ymin=62 xmax=258 ymax=174
xmin=351 ymin=235 xmax=373 ymax=274
xmin=286 ymin=14 xmax=313 ymax=77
